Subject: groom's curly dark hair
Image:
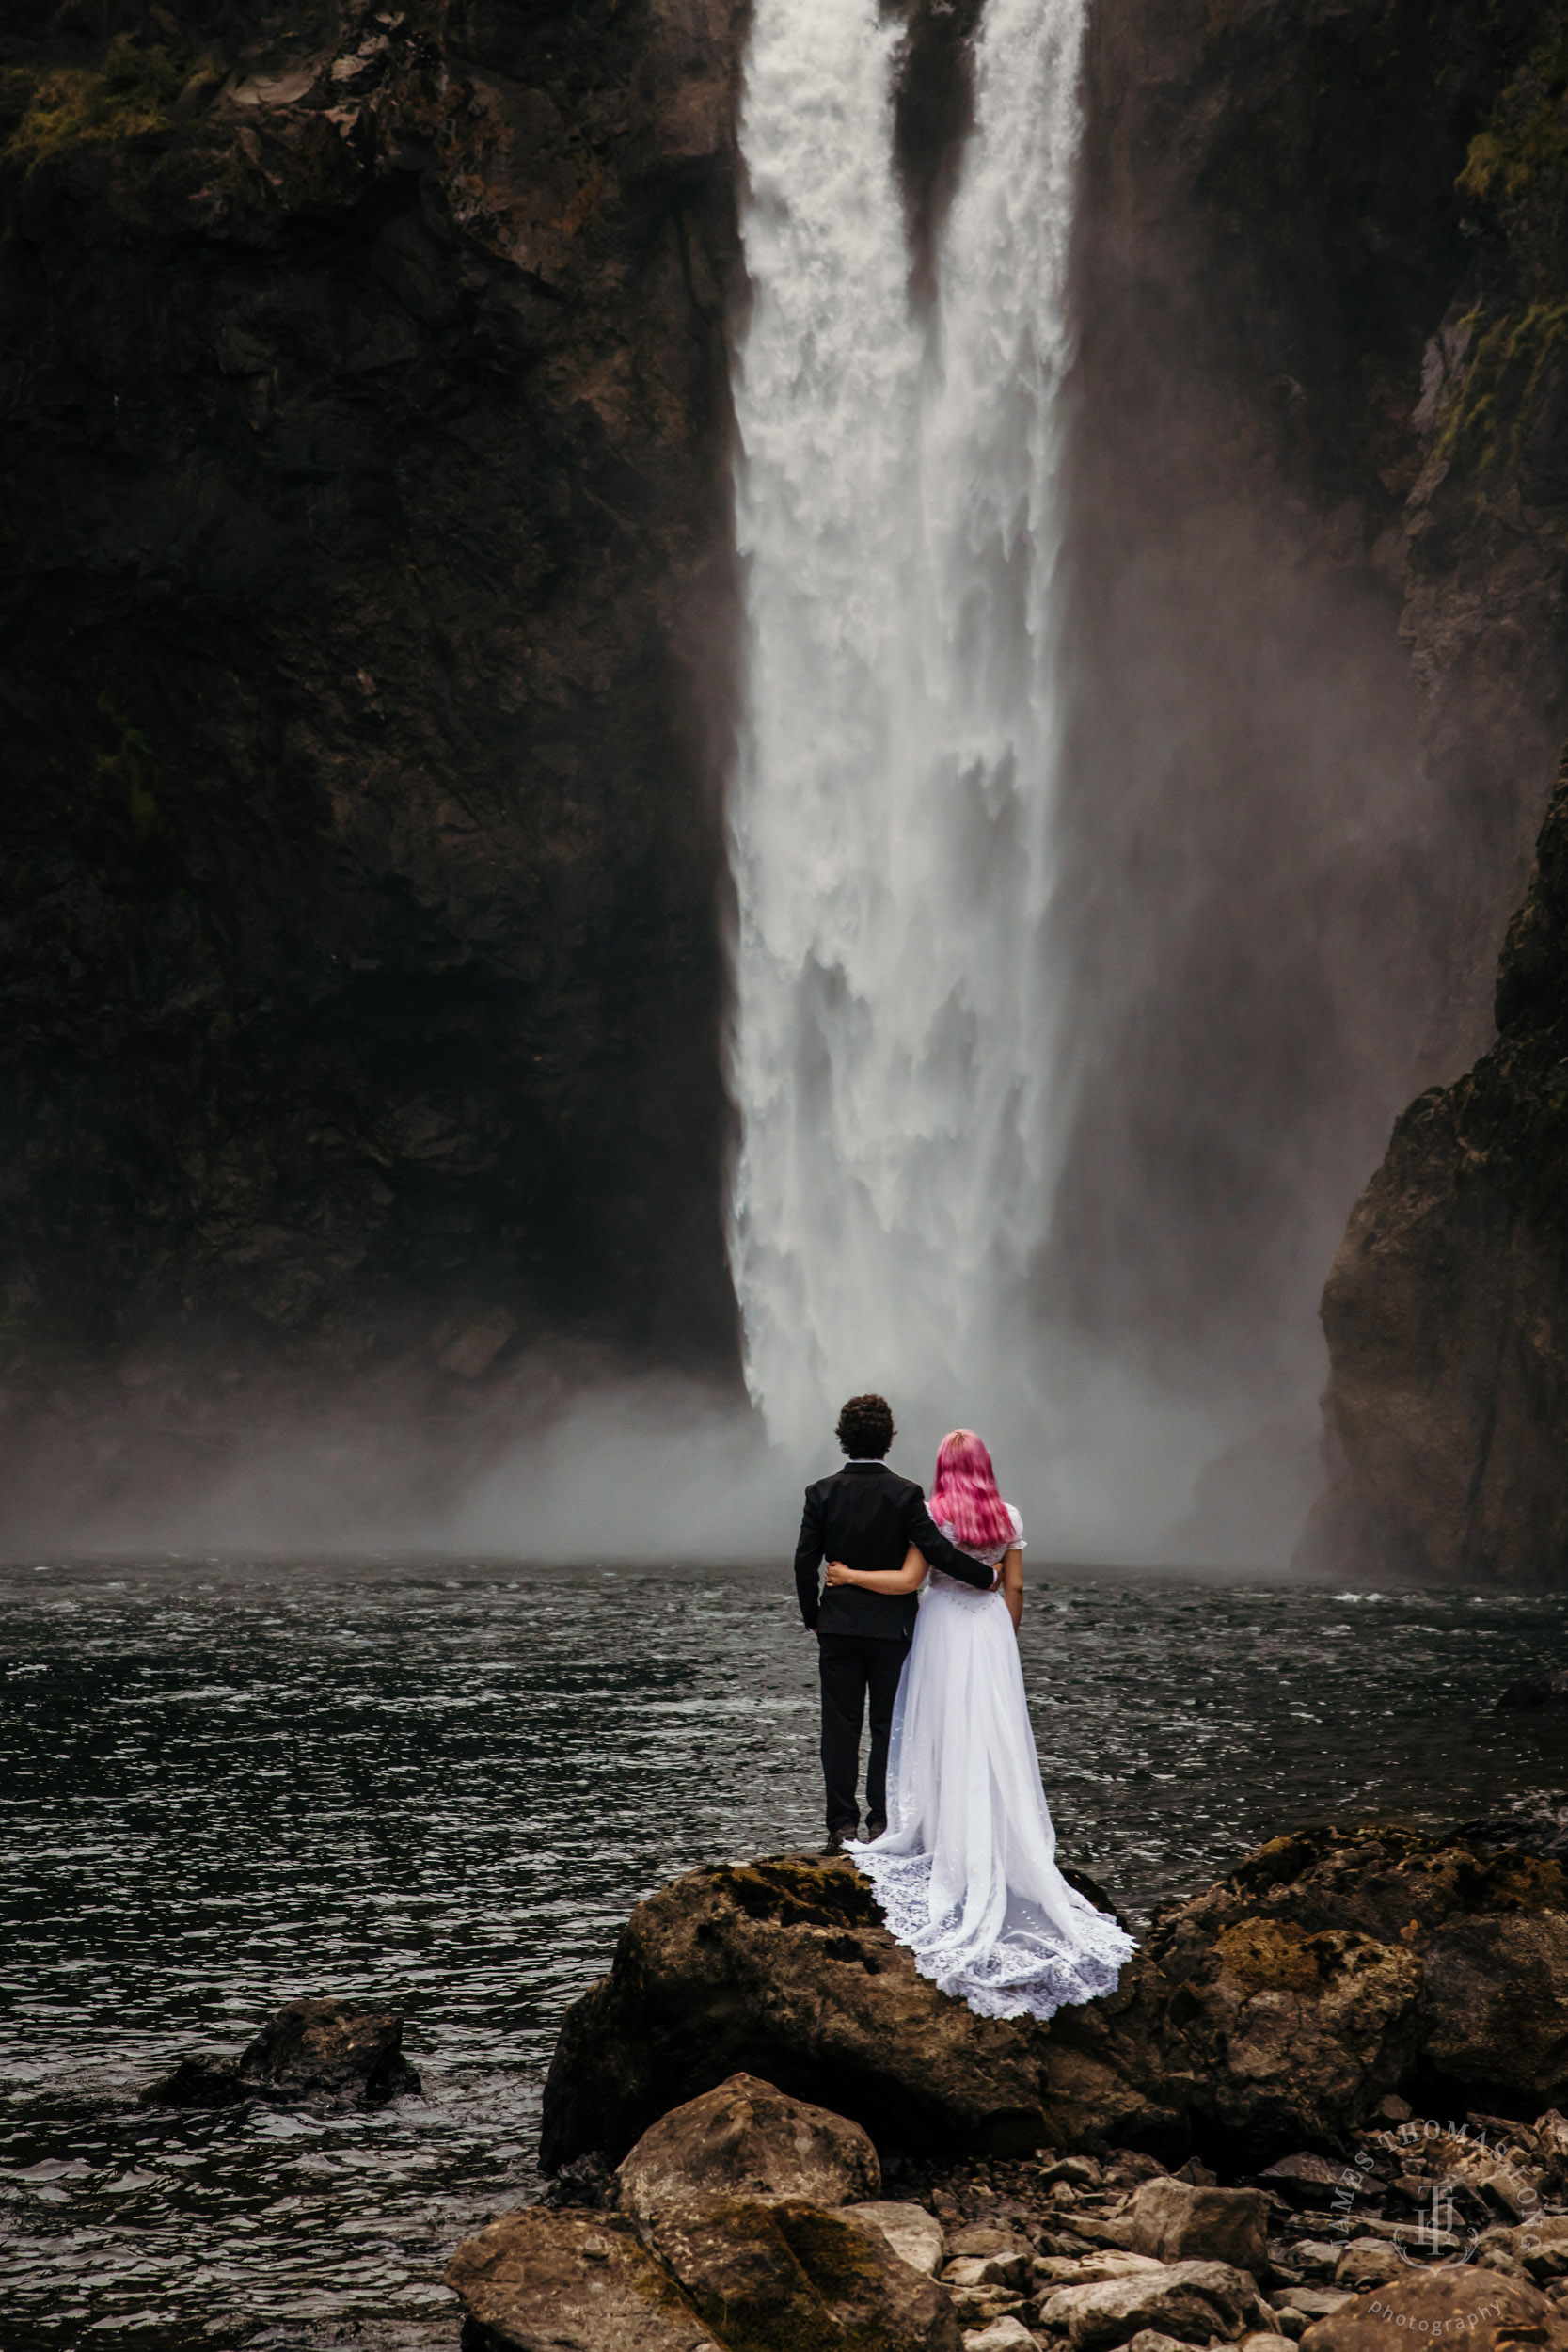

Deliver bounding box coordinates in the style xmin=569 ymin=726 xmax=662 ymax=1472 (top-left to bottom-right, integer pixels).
xmin=836 ymin=1393 xmax=895 ymax=1459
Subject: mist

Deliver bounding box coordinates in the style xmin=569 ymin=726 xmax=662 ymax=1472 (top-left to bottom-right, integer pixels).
xmin=0 ymin=1337 xmax=1328 ymax=1575
xmin=1022 ymin=78 xmax=1533 ymax=1564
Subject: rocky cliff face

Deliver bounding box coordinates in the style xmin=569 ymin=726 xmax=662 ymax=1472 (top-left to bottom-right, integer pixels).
xmin=1054 ymin=0 xmax=1568 ymax=1566
xmin=1295 ymin=8 xmax=1568 ymax=1581
xmin=1047 ymin=0 xmax=1509 ymax=1425
xmin=1307 ymin=750 xmax=1568 ymax=1581
xmin=0 ymin=0 xmax=747 ymax=1450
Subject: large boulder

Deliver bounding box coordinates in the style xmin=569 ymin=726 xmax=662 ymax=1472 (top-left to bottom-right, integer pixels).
xmin=1155 ymin=1914 xmax=1420 ymax=2150
xmin=641 ymin=2197 xmax=961 ymax=2352
xmin=540 ymin=1853 xmax=1171 ymax=2168
xmin=617 ymin=2073 xmax=879 ymax=2222
xmin=444 ymin=2208 xmax=722 ymax=2352
xmin=1298 ymin=2265 xmax=1568 ymax=2352
xmin=542 ymin=1826 xmax=1568 ymax=2173
xmin=448 ymin=2082 xmax=954 ymax=2351
xmin=1176 ymin=1824 xmax=1568 ymax=2114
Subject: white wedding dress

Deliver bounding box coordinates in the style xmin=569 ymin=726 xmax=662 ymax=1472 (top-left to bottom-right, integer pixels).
xmin=847 ymin=1507 xmax=1136 ymax=2021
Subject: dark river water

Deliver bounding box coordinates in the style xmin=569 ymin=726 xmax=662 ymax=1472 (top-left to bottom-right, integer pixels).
xmin=5 ymin=1557 xmax=1568 ymax=2351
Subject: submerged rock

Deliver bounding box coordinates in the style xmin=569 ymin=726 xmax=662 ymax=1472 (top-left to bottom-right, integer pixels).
xmin=236 ymin=1996 xmax=420 ymax=2106
xmin=141 ymin=1995 xmax=420 ymax=2111
xmin=138 ymin=2054 xmax=247 ymax=2109
xmin=1497 ymin=1673 xmax=1568 ymax=1709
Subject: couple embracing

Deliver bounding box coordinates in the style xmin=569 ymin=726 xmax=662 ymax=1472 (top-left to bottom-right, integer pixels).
xmin=793 ymin=1392 xmax=1135 ymax=2022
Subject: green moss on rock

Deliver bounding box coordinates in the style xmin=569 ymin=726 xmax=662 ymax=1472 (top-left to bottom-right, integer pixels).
xmin=95 ymin=693 xmax=161 ymax=844
xmin=4 ymin=37 xmax=190 ymax=176
xmin=1435 ymin=300 xmax=1568 ymax=487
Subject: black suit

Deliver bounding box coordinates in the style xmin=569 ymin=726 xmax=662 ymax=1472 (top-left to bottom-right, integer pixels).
xmin=794 ymin=1460 xmax=995 ymax=1835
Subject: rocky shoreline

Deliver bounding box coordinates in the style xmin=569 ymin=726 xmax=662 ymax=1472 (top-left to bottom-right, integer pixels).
xmin=447 ymin=1819 xmax=1568 ymax=2350
xmin=451 ymin=2064 xmax=1568 ymax=2352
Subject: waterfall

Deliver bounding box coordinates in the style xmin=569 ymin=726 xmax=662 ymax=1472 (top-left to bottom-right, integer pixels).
xmin=727 ymin=0 xmax=1088 ymax=1468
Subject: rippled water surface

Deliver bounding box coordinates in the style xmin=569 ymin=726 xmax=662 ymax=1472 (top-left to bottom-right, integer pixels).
xmin=6 ymin=1557 xmax=1568 ymax=2350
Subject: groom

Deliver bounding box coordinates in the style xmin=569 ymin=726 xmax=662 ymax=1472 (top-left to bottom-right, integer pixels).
xmin=794 ymin=1392 xmax=998 ymax=1854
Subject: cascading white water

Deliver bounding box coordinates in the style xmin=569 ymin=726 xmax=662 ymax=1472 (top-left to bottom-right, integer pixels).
xmin=727 ymin=0 xmax=1088 ymax=1464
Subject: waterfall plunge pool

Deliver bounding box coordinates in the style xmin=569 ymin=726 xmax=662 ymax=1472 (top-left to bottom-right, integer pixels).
xmin=4 ymin=1556 xmax=1568 ymax=2350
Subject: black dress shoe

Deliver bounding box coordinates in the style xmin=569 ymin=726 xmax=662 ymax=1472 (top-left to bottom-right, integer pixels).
xmin=864 ymin=1817 xmax=887 ymax=1841
xmin=822 ymin=1828 xmax=852 ymax=1855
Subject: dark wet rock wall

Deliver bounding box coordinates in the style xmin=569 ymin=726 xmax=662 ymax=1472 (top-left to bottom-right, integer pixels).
xmin=1277 ymin=0 xmax=1568 ymax=1580
xmin=1306 ymin=749 xmax=1568 ymax=1583
xmin=0 ymin=0 xmax=746 ymax=1404
xmin=1049 ymin=0 xmax=1561 ymax=1435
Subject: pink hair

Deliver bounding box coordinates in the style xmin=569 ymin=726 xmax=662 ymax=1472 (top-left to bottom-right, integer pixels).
xmin=928 ymin=1428 xmax=1013 ymax=1555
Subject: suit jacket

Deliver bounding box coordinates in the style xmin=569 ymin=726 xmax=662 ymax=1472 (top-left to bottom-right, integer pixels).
xmin=794 ymin=1459 xmax=998 ymax=1640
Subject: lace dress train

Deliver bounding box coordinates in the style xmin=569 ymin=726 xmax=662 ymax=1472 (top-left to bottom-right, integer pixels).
xmin=847 ymin=1516 xmax=1135 ymax=2022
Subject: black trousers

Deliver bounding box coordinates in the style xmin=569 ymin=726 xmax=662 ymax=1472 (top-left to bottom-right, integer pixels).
xmin=817 ymin=1630 xmax=909 ymax=1834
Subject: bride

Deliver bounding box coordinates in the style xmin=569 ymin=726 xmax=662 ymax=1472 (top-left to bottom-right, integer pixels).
xmin=824 ymin=1428 xmax=1135 ymax=2022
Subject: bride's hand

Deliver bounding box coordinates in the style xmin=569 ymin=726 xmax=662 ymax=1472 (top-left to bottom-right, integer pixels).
xmin=824 ymin=1559 xmax=854 ymax=1585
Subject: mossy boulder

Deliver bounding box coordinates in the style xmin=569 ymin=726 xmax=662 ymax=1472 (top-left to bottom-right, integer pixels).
xmin=543 ymin=1826 xmax=1568 ymax=2174
xmin=618 ymin=2074 xmax=881 ymax=2228
xmin=641 ymin=2198 xmax=960 ymax=2352
xmin=539 ymin=1853 xmax=1175 ymax=2169
xmin=1156 ymin=1822 xmax=1568 ymax=2136
xmin=444 ymin=2208 xmax=724 ymax=2352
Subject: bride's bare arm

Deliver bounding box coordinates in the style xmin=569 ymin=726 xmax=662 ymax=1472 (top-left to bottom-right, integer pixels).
xmin=823 ymin=1543 xmax=928 ymax=1593
xmin=1001 ymin=1544 xmax=1023 ymax=1630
